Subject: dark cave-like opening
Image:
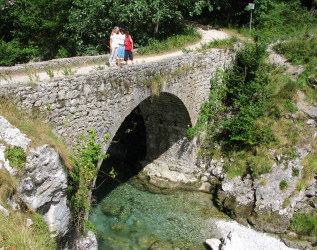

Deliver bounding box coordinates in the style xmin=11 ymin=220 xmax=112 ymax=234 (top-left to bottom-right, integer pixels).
xmin=93 ymin=106 xmax=147 ymax=203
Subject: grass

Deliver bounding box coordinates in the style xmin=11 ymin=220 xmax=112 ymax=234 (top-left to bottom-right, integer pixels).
xmin=290 ymin=213 xmax=317 ymax=237
xmin=148 ymin=75 xmax=165 ymax=97
xmin=0 ymin=211 xmax=56 ymax=249
xmin=0 ymin=169 xmax=17 ymax=204
xmin=0 ymin=98 xmax=73 ymax=170
xmin=137 ymin=26 xmax=201 ymax=55
xmin=223 ymin=150 xmax=274 ymax=179
xmin=301 ymin=153 xmax=317 ymax=186
xmin=273 ymin=29 xmax=317 ymax=66
xmin=196 ymin=36 xmax=239 ymax=51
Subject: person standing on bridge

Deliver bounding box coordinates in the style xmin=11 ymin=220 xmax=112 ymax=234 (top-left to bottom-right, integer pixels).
xmin=124 ymin=31 xmax=134 ymax=65
xmin=117 ymin=28 xmax=126 ymax=66
xmin=109 ymin=26 xmax=120 ymax=67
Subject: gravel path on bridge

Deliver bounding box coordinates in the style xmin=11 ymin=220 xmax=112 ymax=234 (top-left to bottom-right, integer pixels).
xmin=0 ymin=28 xmax=230 ymax=85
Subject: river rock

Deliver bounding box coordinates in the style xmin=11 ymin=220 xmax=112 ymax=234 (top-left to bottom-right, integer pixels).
xmin=137 ymin=235 xmax=157 ymax=248
xmin=217 ymin=175 xmax=255 ymax=225
xmin=101 ymin=202 xmax=123 ymax=217
xmin=209 ymin=219 xmax=296 ymax=250
xmin=251 ymin=159 xmax=308 ymax=233
xmin=149 ymin=240 xmax=174 ymax=250
xmin=19 ymin=144 xmax=70 ymax=237
xmin=75 ymin=230 xmax=98 ymax=250
xmin=0 ymin=116 xmax=31 ymax=151
xmin=139 ymin=160 xmax=198 ymax=189
xmin=205 ymin=238 xmax=221 ymax=250
xmin=0 ymin=204 xmax=9 ymax=217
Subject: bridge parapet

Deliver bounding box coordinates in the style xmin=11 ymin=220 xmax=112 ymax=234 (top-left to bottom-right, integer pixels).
xmin=0 ymin=48 xmax=234 ymax=146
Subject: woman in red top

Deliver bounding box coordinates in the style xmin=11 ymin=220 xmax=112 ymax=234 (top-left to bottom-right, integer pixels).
xmin=124 ymin=32 xmax=134 ymax=65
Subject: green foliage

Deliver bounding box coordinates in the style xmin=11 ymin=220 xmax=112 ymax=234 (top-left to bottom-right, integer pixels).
xmin=279 ymin=180 xmax=288 ymax=190
xmin=220 ymin=44 xmax=272 ymax=147
xmin=248 ymin=154 xmax=272 ymax=178
xmin=138 ymin=26 xmax=201 ymax=55
xmin=61 ymin=65 xmax=77 ymax=76
xmin=252 ymin=0 xmax=316 ymax=42
xmin=0 ymin=0 xmax=203 ymax=64
xmin=83 ymin=219 xmax=96 ymax=234
xmin=290 ymin=213 xmax=317 ymax=236
xmin=4 ymin=146 xmax=26 ymax=169
xmin=0 ymin=40 xmax=39 ymax=66
xmin=68 ymin=129 xmax=109 ymax=233
xmin=32 ymin=213 xmax=49 ymax=235
xmin=0 ymin=0 xmax=71 ymax=63
xmin=187 ymin=70 xmax=228 ymax=139
xmin=197 ymin=36 xmax=239 ymax=51
xmin=223 ymin=152 xmax=273 ymax=179
xmin=44 ymin=66 xmax=55 ymax=78
xmin=274 ymin=31 xmax=317 ymax=66
xmin=284 ymin=99 xmax=298 ymax=114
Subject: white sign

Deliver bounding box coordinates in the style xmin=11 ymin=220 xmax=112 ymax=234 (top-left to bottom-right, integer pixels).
xmin=248 ymin=3 xmax=255 ymax=10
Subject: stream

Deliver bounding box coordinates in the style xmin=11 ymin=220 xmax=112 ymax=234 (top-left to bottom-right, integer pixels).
xmin=89 ymin=177 xmax=230 ymax=250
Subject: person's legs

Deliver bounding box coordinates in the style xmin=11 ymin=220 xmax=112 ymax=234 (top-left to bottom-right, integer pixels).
xmin=124 ymin=50 xmax=128 ymax=64
xmin=109 ymin=49 xmax=115 ymax=66
xmin=111 ymin=47 xmax=119 ymax=66
xmin=129 ymin=51 xmax=134 ymax=64
xmin=117 ymin=46 xmax=124 ymax=66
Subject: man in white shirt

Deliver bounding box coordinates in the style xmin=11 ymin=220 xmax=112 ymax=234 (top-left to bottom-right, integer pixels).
xmin=117 ymin=28 xmax=126 ymax=66
xmin=109 ymin=26 xmax=120 ymax=66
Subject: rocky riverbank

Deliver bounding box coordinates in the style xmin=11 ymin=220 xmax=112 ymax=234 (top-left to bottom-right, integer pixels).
xmin=0 ymin=115 xmax=96 ymax=249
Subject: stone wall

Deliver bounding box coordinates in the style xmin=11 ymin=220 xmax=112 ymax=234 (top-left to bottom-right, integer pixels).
xmin=0 ymin=49 xmax=234 ymax=149
xmin=0 ymin=48 xmax=235 ymax=186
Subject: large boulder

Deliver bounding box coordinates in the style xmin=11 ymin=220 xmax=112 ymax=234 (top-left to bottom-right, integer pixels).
xmin=19 ymin=144 xmax=71 ymax=237
xmin=74 ymin=231 xmax=98 ymax=250
xmin=0 ymin=116 xmax=31 ymax=151
xmin=217 ymin=175 xmax=255 ymax=225
xmin=213 ymin=144 xmax=316 ymax=234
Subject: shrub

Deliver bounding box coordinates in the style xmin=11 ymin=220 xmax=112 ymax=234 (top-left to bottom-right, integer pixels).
xmin=279 ymin=180 xmax=288 ymax=190
xmin=290 ymin=213 xmax=317 ymax=236
xmin=0 ymin=40 xmax=39 ymax=66
xmin=68 ymin=129 xmax=109 ymax=233
xmin=138 ymin=26 xmax=201 ymax=55
xmin=4 ymin=146 xmax=26 ymax=169
xmin=274 ymin=33 xmax=317 ymax=66
xmin=284 ymin=100 xmax=298 ymax=113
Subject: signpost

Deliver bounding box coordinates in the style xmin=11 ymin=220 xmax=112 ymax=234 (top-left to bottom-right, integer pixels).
xmin=248 ymin=3 xmax=255 ymax=34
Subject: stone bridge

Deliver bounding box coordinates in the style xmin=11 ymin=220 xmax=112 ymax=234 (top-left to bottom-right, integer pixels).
xmin=0 ymin=49 xmax=235 ymax=186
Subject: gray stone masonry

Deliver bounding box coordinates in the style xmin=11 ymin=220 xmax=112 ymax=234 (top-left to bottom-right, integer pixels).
xmin=0 ymin=49 xmax=235 ymax=186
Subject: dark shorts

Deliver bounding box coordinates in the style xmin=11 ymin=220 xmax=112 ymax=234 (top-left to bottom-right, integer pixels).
xmin=124 ymin=50 xmax=133 ymax=61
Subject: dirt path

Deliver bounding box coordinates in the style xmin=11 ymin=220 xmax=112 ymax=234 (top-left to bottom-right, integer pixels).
xmin=0 ymin=28 xmax=231 ymax=85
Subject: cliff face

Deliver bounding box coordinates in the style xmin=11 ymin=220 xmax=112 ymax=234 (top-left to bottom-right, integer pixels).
xmin=196 ymin=92 xmax=317 ymax=239
xmin=0 ymin=116 xmax=97 ymax=249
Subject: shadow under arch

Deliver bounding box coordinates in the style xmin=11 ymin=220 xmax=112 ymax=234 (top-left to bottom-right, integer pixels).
xmin=93 ymin=92 xmax=192 ymax=202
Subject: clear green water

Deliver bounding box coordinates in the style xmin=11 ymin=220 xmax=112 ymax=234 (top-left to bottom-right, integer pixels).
xmin=89 ymin=177 xmax=229 ymax=250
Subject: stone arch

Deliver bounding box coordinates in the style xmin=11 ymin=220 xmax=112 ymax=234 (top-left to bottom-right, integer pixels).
xmin=101 ymin=91 xmax=193 ymax=158
xmin=94 ymin=91 xmax=195 ymax=198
